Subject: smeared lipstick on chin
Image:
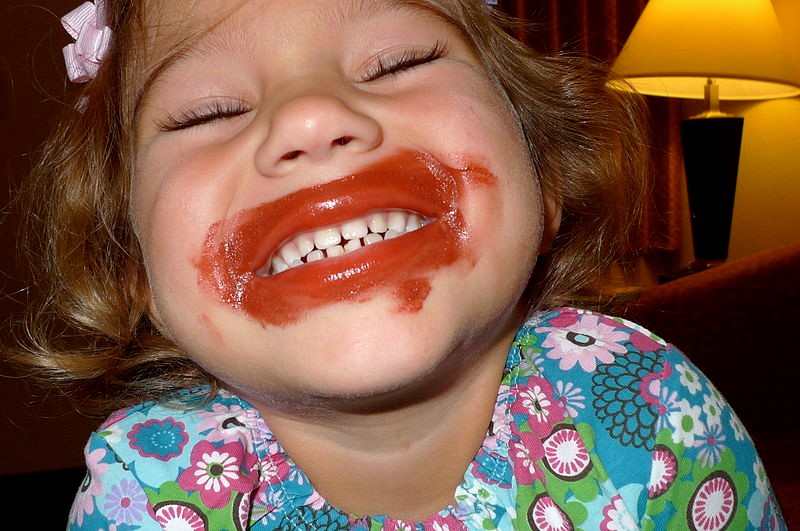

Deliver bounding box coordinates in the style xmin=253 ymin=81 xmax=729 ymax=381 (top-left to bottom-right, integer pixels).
xmin=195 ymin=150 xmax=495 ymax=326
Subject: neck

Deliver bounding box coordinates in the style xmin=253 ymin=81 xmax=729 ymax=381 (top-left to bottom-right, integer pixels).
xmin=245 ymin=311 xmax=522 ymax=521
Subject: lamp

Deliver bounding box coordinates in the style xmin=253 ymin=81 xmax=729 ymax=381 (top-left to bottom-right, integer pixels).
xmin=610 ymin=0 xmax=800 ymax=270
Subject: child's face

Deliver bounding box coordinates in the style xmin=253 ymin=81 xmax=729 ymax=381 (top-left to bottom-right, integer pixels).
xmin=132 ymin=0 xmax=553 ymax=405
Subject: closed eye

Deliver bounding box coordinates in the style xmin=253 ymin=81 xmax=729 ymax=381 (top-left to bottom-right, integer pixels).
xmin=360 ymin=40 xmax=448 ymax=82
xmin=157 ymin=100 xmax=252 ymax=132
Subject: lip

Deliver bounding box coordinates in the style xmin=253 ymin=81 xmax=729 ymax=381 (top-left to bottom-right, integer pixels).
xmin=246 ymin=175 xmax=451 ymax=276
xmin=196 ymin=150 xmax=495 ymax=326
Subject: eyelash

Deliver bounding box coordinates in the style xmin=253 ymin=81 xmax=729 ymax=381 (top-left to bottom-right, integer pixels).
xmin=157 ymin=100 xmax=251 ymax=132
xmin=156 ymin=41 xmax=448 ymax=131
xmin=360 ymin=41 xmax=448 ymax=82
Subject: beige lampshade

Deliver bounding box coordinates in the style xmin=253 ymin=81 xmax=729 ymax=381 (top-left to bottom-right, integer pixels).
xmin=611 ymin=0 xmax=800 ymax=100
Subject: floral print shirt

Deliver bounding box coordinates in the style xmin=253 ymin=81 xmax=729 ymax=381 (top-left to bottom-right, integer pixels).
xmin=68 ymin=307 xmax=785 ymax=530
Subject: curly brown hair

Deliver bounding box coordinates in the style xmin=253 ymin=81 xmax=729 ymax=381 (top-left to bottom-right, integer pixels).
xmin=8 ymin=0 xmax=650 ymax=416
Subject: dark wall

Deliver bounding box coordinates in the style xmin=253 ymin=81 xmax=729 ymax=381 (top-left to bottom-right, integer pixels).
xmin=0 ymin=0 xmax=98 ymax=475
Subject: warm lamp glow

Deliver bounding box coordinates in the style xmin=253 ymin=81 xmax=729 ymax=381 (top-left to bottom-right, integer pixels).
xmin=611 ymin=0 xmax=800 ymax=270
xmin=611 ymin=0 xmax=800 ymax=100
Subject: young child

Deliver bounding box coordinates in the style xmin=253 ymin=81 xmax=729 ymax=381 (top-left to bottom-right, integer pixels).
xmin=11 ymin=0 xmax=785 ymax=529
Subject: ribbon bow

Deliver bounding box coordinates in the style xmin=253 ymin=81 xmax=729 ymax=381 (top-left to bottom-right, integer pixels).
xmin=61 ymin=0 xmax=113 ymax=83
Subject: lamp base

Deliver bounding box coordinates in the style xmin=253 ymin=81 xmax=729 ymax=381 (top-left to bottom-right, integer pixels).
xmin=680 ymin=115 xmax=744 ymax=263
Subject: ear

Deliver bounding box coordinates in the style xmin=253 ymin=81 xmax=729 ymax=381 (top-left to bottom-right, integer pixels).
xmin=539 ymin=191 xmax=562 ymax=254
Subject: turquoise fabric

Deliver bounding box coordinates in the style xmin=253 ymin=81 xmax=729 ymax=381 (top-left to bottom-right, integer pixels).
xmin=67 ymin=308 xmax=785 ymax=530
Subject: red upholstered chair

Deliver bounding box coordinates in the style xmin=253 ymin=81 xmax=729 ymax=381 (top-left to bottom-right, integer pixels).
xmin=622 ymin=242 xmax=800 ymax=528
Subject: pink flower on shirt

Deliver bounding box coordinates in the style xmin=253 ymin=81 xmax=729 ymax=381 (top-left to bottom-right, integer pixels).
xmin=70 ymin=447 xmax=110 ymax=526
xmin=510 ymin=376 xmax=566 ymax=437
xmin=509 ymin=431 xmax=546 ymax=485
xmin=261 ymin=452 xmax=292 ymax=485
xmin=178 ymin=440 xmax=258 ymax=508
xmin=540 ymin=313 xmax=628 ymax=372
xmin=600 ymin=494 xmax=638 ymax=530
xmin=197 ymin=402 xmax=250 ymax=444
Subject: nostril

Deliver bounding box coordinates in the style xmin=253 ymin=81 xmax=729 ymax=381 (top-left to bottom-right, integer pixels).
xmin=273 ymin=136 xmax=358 ymax=165
xmin=333 ymin=136 xmax=353 ymax=147
xmin=281 ymin=150 xmax=303 ymax=161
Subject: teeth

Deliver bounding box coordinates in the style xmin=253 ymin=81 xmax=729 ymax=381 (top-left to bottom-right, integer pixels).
xmin=259 ymin=209 xmax=431 ymax=276
xmin=341 ymin=219 xmax=368 ymax=240
xmin=343 ymin=238 xmax=362 ymax=253
xmin=364 ymin=233 xmax=383 ymax=246
xmin=326 ymin=245 xmax=344 ymax=258
xmin=384 ymin=229 xmax=401 ymax=240
xmin=296 ymin=234 xmax=315 ymax=256
xmin=279 ymin=241 xmax=302 ymax=265
xmin=306 ymin=249 xmax=324 ymax=263
xmin=314 ymin=227 xmax=341 ymax=250
xmin=367 ymin=212 xmax=388 ymax=234
xmin=407 ymin=213 xmax=422 ymax=232
xmin=271 ymin=255 xmax=289 ymax=274
xmin=387 ymin=211 xmax=407 ymax=233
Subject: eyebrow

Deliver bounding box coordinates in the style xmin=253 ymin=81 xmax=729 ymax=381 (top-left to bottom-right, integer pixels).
xmin=133 ymin=0 xmax=421 ymax=117
xmin=322 ymin=0 xmax=408 ymax=28
xmin=133 ymin=22 xmax=243 ymax=117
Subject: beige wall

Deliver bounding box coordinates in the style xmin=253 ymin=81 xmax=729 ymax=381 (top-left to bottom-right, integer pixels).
xmin=727 ymin=97 xmax=800 ymax=259
xmin=728 ymin=0 xmax=800 ymax=260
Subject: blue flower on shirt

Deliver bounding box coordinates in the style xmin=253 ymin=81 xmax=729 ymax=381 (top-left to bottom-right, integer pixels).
xmin=128 ymin=417 xmax=189 ymax=460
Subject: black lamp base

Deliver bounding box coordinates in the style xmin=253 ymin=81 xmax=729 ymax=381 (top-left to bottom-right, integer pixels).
xmin=680 ymin=115 xmax=744 ymax=264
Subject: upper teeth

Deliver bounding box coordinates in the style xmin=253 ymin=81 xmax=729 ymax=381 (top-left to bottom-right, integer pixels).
xmin=258 ymin=209 xmax=431 ymax=276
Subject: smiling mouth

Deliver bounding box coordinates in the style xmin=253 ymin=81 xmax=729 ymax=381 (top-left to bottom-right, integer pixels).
xmin=258 ymin=209 xmax=432 ymax=276
xmin=196 ymin=149 xmax=496 ymax=326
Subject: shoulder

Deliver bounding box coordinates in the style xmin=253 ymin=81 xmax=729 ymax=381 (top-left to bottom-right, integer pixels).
xmin=70 ymin=389 xmax=268 ymax=530
xmin=90 ymin=391 xmax=261 ymax=486
xmin=515 ymin=307 xmax=784 ymax=529
xmin=512 ymin=306 xmax=676 ymax=471
xmin=98 ymin=388 xmax=256 ymax=437
xmin=514 ymin=306 xmax=675 ymax=404
xmin=518 ymin=306 xmax=741 ymax=453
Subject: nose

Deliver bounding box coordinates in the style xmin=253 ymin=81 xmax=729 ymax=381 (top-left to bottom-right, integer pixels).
xmin=255 ymin=95 xmax=383 ymax=176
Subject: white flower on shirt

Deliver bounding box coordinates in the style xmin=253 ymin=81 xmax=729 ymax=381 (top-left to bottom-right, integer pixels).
xmin=668 ymin=399 xmax=705 ymax=447
xmin=676 ymin=362 xmax=702 ymax=394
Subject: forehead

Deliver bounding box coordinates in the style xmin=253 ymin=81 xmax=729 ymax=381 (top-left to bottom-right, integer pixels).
xmin=134 ymin=0 xmax=456 ymax=103
xmin=144 ymin=0 xmax=447 ymax=54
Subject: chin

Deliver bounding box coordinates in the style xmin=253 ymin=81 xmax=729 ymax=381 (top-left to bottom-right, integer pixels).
xmin=197 ymin=283 xmax=480 ymax=409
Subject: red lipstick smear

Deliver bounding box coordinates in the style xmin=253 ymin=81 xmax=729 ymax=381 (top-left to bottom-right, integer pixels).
xmin=195 ymin=150 xmax=495 ymax=326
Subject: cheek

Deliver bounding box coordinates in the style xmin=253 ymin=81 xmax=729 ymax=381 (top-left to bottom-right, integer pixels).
xmin=132 ymin=181 xmax=222 ymax=330
xmin=133 ymin=146 xmax=241 ymax=267
xmin=428 ymin=87 xmax=541 ymax=254
xmin=397 ymin=76 xmax=529 ymax=179
xmin=463 ymin=136 xmax=544 ymax=284
xmin=470 ymin=175 xmax=542 ymax=269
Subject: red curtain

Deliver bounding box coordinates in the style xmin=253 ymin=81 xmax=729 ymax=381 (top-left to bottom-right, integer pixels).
xmin=496 ymin=0 xmax=682 ymax=252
